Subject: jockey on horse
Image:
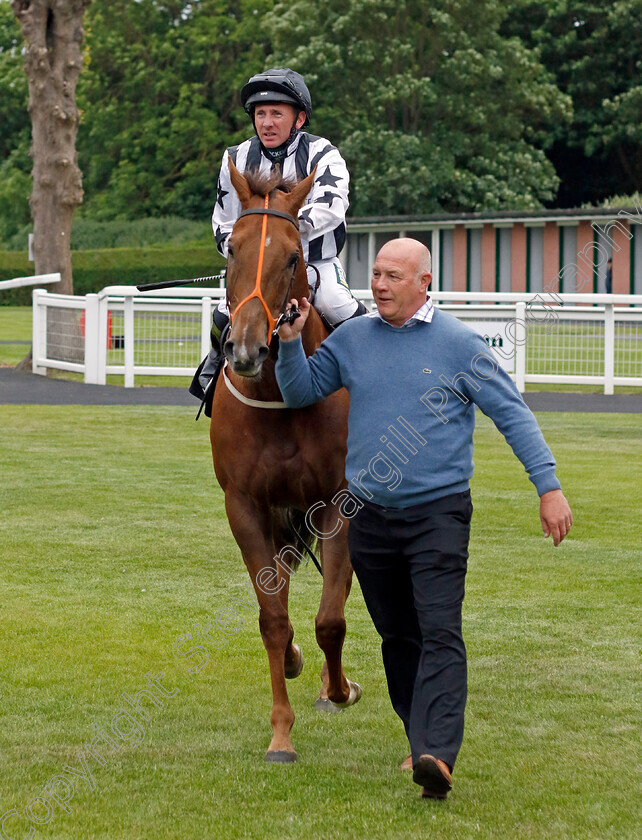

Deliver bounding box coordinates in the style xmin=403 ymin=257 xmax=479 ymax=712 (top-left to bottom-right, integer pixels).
xmin=190 ymin=68 xmax=366 ymax=407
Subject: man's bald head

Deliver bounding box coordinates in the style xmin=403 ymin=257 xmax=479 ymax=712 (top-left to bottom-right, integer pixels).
xmin=371 ymin=238 xmax=433 ymax=327
xmin=377 ymin=238 xmax=432 ymax=280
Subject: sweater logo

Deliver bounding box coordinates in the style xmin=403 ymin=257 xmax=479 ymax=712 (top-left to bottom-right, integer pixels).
xmin=423 ymin=368 xmax=432 ymax=374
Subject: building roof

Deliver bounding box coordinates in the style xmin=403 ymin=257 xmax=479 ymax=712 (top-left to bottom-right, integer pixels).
xmin=346 ymin=206 xmax=639 ymax=230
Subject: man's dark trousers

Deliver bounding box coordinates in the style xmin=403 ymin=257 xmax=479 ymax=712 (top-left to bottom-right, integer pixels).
xmin=348 ymin=490 xmax=473 ymax=771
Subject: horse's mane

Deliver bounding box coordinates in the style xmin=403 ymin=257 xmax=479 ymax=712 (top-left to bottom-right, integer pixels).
xmin=244 ymin=168 xmax=297 ymax=198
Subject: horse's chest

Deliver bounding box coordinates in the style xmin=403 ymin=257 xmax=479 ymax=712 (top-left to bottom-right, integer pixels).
xmin=254 ymin=438 xmax=312 ymax=484
xmin=222 ymin=435 xmax=336 ymax=504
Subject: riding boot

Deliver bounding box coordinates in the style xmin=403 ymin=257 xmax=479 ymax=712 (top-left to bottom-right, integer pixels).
xmin=189 ymin=308 xmax=230 ymax=415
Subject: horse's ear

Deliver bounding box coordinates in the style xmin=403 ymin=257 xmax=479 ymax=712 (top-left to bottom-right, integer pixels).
xmin=286 ymin=166 xmax=318 ymax=215
xmin=228 ymin=158 xmax=252 ymax=206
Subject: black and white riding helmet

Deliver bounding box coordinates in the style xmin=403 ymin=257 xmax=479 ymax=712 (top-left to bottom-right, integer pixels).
xmin=241 ymin=68 xmax=312 ymax=127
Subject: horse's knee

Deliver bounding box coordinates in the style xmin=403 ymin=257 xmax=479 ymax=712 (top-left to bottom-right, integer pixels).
xmin=315 ymin=615 xmax=346 ymax=651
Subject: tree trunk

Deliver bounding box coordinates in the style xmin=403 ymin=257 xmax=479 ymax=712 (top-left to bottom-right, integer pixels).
xmin=11 ymin=0 xmax=91 ymax=365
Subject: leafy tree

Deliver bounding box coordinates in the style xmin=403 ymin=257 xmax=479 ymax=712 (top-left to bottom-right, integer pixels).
xmin=77 ymin=0 xmax=276 ymax=221
xmin=10 ymin=0 xmax=91 ymax=298
xmin=267 ymin=0 xmax=571 ymax=214
xmin=0 ymin=0 xmax=31 ymax=243
xmin=503 ymin=0 xmax=642 ymax=206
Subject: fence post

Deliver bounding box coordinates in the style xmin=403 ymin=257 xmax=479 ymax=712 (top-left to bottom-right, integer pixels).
xmin=96 ymin=295 xmax=108 ymax=384
xmin=514 ymin=301 xmax=526 ymax=392
xmin=31 ymin=288 xmax=47 ymax=375
xmin=367 ymin=232 xmax=376 ymax=287
xmin=431 ymin=227 xmax=440 ymax=293
xmin=201 ymin=297 xmax=212 ymax=360
xmin=84 ymin=294 xmax=99 ymax=383
xmin=604 ymin=302 xmax=615 ymax=395
xmin=123 ymin=293 xmax=135 ymax=387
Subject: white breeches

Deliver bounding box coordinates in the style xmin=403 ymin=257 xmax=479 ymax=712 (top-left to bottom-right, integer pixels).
xmin=306 ymin=258 xmax=360 ymax=326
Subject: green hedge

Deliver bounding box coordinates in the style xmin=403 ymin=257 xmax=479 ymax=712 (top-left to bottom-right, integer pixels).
xmin=6 ymin=217 xmax=212 ymax=251
xmin=0 ymin=245 xmax=224 ymax=305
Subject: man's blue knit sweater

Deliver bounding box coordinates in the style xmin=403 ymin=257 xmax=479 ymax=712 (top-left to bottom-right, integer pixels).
xmin=275 ymin=308 xmax=561 ymax=508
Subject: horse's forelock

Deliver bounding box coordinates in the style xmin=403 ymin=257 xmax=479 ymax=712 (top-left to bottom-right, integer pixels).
xmin=243 ymin=168 xmax=297 ymax=199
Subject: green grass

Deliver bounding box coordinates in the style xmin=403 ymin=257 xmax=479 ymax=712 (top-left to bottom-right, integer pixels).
xmin=0 ymin=407 xmax=640 ymax=839
xmin=0 ymin=305 xmax=32 ymax=366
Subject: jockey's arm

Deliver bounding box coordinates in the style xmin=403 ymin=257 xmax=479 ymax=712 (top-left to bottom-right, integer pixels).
xmin=211 ymin=149 xmax=240 ymax=258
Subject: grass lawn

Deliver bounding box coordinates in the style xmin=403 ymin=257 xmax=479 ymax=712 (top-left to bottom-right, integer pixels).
xmin=0 ymin=306 xmax=33 ymax=366
xmin=0 ymin=406 xmax=639 ymax=840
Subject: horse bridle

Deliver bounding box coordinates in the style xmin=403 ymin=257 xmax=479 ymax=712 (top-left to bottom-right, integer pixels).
xmin=229 ymin=196 xmax=301 ymax=344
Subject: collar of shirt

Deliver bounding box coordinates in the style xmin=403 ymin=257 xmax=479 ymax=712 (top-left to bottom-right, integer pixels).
xmin=261 ymin=130 xmax=302 ymax=165
xmin=371 ymin=296 xmax=435 ymax=328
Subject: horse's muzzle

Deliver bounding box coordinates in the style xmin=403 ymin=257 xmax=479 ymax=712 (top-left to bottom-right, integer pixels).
xmin=224 ymin=338 xmax=269 ymax=377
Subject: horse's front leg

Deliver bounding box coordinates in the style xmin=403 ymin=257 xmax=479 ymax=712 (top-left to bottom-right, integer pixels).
xmin=224 ymin=491 xmax=298 ymax=762
xmin=314 ymin=504 xmax=362 ymax=709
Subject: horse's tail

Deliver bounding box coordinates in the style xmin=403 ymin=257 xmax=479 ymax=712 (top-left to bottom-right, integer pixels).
xmin=274 ymin=507 xmax=322 ymax=577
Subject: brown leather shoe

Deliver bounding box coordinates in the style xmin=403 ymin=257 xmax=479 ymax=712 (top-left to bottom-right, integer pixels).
xmin=413 ymin=754 xmax=453 ymax=799
xmin=399 ymin=753 xmax=412 ymax=771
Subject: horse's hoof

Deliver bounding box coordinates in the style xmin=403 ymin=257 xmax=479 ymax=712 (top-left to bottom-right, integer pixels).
xmin=313 ymin=696 xmax=344 ymax=714
xmin=265 ymin=750 xmax=298 ymax=764
xmin=332 ymin=680 xmax=363 ymax=708
xmin=284 ymin=643 xmax=304 ymax=679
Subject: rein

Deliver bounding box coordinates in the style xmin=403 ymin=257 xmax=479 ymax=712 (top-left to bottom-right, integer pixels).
xmin=230 ymin=197 xmax=300 ymax=345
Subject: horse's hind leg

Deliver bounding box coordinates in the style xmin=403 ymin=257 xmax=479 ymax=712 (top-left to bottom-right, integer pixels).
xmin=314 ymin=508 xmax=362 ymax=709
xmin=225 ymin=493 xmax=298 ymax=762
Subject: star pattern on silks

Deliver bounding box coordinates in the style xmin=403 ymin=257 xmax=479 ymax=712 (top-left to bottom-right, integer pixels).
xmin=314 ymin=191 xmax=338 ymax=208
xmin=299 ymin=207 xmax=315 ymax=227
xmin=214 ymin=226 xmax=226 ymax=248
xmin=216 ymin=182 xmax=229 ymax=209
xmin=316 ymin=167 xmax=342 ymax=188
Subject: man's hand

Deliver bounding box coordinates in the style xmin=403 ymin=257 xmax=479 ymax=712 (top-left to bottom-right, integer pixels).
xmin=278 ymin=297 xmax=311 ymax=341
xmin=540 ymin=489 xmax=573 ymax=546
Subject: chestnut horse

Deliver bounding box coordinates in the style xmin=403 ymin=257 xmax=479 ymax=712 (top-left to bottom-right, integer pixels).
xmin=209 ymin=160 xmax=361 ymax=762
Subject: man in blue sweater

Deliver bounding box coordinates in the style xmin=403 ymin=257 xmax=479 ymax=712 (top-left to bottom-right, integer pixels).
xmin=275 ymin=238 xmax=573 ymax=799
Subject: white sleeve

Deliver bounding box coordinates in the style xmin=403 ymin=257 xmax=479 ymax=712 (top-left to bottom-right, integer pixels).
xmin=211 ymin=150 xmax=242 ymax=258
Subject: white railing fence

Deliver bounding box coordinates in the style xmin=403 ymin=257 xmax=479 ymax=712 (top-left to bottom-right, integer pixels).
xmin=32 ymin=286 xmax=226 ymax=386
xmin=32 ymin=286 xmax=642 ymax=394
xmin=0 ymin=272 xmax=60 ymax=292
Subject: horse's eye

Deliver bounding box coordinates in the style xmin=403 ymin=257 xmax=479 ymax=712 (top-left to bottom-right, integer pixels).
xmin=288 ymin=253 xmax=299 ymax=268
xmin=227 ymin=245 xmax=234 ymax=258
